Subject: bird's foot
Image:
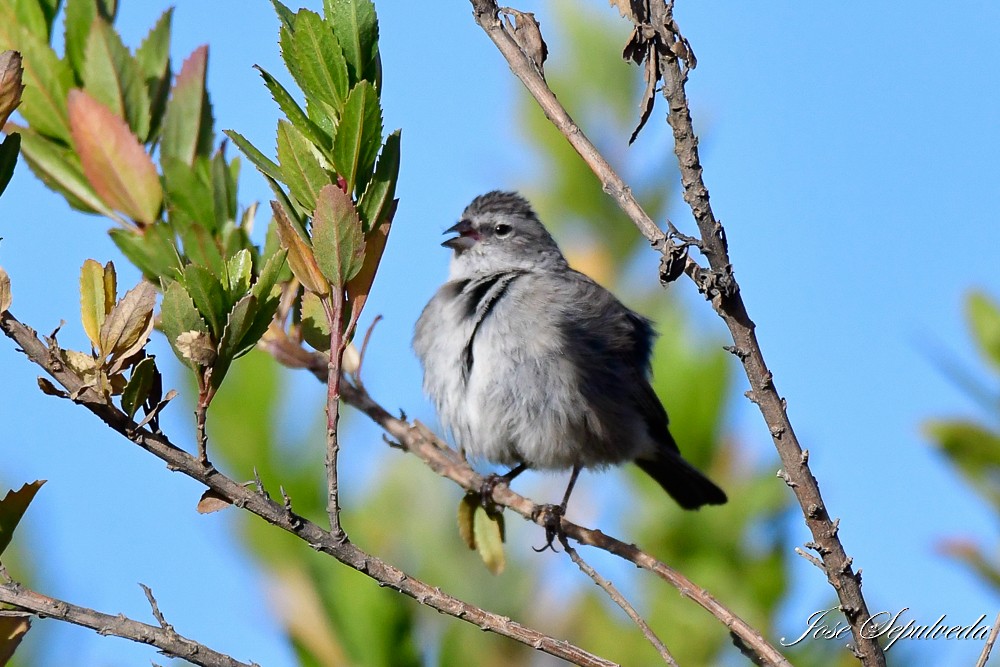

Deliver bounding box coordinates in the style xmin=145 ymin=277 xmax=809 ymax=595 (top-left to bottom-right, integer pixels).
xmin=531 ymin=503 xmax=566 ymax=553
xmin=479 ymin=473 xmax=505 ymax=510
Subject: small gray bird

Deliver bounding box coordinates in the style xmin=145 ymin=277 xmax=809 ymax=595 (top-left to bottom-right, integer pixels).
xmin=413 ymin=191 xmax=726 ymax=511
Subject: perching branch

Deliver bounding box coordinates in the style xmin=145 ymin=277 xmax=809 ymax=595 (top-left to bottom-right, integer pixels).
xmin=0 ymin=310 xmax=612 ymax=667
xmin=468 ymin=1 xmax=884 ymax=664
xmin=0 ymin=579 xmax=256 ymax=667
xmin=262 ymin=331 xmax=794 ymax=667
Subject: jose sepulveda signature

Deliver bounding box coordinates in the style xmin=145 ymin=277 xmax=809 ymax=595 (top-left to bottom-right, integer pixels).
xmin=782 ymin=607 xmax=992 ymax=651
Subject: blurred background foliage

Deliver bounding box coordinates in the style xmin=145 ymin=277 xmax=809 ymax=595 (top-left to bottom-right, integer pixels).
xmin=5 ymin=0 xmax=989 ymax=665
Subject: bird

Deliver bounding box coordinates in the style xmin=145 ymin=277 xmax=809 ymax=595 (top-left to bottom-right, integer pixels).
xmin=413 ymin=191 xmax=726 ymax=513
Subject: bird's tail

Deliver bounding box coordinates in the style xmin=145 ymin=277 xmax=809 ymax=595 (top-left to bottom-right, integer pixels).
xmin=634 ymin=447 xmax=727 ymax=510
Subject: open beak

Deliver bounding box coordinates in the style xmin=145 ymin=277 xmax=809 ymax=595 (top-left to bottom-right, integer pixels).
xmin=442 ymin=219 xmax=478 ymax=251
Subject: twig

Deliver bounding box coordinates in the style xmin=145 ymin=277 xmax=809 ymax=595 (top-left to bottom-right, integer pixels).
xmin=322 ymin=294 xmax=346 ymax=540
xmin=559 ymin=534 xmax=678 ymax=666
xmin=0 ymin=309 xmax=614 ymax=667
xmin=468 ymin=1 xmax=882 ymax=664
xmin=0 ymin=580 xmax=256 ymax=667
xmin=976 ymin=611 xmax=1000 ymax=667
xmin=139 ymin=583 xmax=171 ymax=630
xmin=352 ymin=313 xmax=382 ymax=388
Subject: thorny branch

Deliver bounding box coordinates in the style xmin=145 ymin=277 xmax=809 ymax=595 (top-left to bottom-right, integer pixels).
xmin=468 ymin=0 xmax=884 ymax=665
xmin=0 ymin=579 xmax=255 ymax=667
xmin=0 ymin=310 xmax=613 ymax=667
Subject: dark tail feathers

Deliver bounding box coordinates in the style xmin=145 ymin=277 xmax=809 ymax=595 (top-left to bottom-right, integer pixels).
xmin=634 ymin=450 xmax=727 ymax=510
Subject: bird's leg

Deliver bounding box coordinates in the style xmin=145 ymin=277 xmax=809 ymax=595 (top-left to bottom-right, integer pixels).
xmin=480 ymin=462 xmax=528 ymax=508
xmin=533 ymin=465 xmax=581 ymax=552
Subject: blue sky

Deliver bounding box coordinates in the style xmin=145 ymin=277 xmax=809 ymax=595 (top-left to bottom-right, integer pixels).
xmin=2 ymin=1 xmax=999 ymax=664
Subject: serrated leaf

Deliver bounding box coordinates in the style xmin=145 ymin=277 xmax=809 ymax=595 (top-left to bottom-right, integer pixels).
xmin=10 ymin=124 xmax=111 ymax=215
xmin=64 ymin=0 xmax=99 ymax=78
xmin=285 ymin=10 xmax=349 ymax=110
xmin=109 ymin=223 xmax=181 ymax=281
xmin=0 ymin=133 xmax=20 ymax=199
xmin=210 ymin=147 xmax=237 ymax=229
xmin=82 ymin=18 xmax=151 ymax=141
xmin=332 ymin=80 xmax=381 ymax=195
xmin=224 ymin=129 xmax=284 ymax=183
xmin=214 ymin=293 xmax=258 ymax=386
xmin=162 ymin=153 xmax=215 ymax=229
xmin=276 ymin=119 xmax=330 ymax=213
xmin=0 ymin=480 xmax=46 ymax=557
xmin=0 ymin=266 xmax=11 ymax=314
xmin=237 ymin=249 xmax=287 ymax=356
xmin=270 ymin=0 xmax=295 ymax=30
xmin=255 ymin=65 xmax=330 ymax=150
xmin=0 ymin=50 xmax=25 ymax=128
xmin=182 ymin=263 xmax=227 ymax=337
xmin=458 ymin=493 xmax=478 ymax=550
xmin=160 ymin=45 xmax=213 ymax=166
xmin=300 ymin=290 xmax=331 ymax=351
xmin=345 ymin=211 xmax=390 ymax=322
xmin=226 ymin=248 xmax=252 ymax=299
xmin=968 ymin=291 xmax=1000 ymax=372
xmin=160 ymin=279 xmax=210 ymax=369
xmin=312 ymin=183 xmax=365 ymax=288
xmin=0 ymin=14 xmax=73 ymax=141
xmin=174 ymin=216 xmax=226 ymax=278
xmin=80 ymin=259 xmax=113 ymax=349
xmin=357 ymin=129 xmax=399 ymax=232
xmin=135 ymin=9 xmax=173 ymax=142
xmin=323 ymin=0 xmax=378 ymax=86
xmin=121 ymin=355 xmax=156 ymax=418
xmin=472 ymin=504 xmax=506 ymax=575
xmin=271 ymin=200 xmax=328 ymax=296
xmin=99 ymin=280 xmax=155 ymax=364
xmin=68 ymin=89 xmax=162 ymax=225
xmin=10 ymin=0 xmax=48 ymax=40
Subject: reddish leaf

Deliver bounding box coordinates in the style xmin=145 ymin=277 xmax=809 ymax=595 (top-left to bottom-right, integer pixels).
xmin=311 ymin=183 xmax=365 ymax=288
xmin=271 ymin=201 xmax=329 ymax=297
xmin=68 ymin=89 xmax=162 ymax=225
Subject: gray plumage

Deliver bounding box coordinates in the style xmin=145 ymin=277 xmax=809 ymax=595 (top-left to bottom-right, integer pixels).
xmin=413 ymin=191 xmax=726 ymax=510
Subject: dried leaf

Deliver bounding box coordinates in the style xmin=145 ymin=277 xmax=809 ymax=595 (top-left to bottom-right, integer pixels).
xmin=503 ymin=10 xmax=547 ymax=75
xmin=607 ymin=0 xmax=642 ymax=22
xmin=176 ymin=330 xmax=216 ymax=366
xmin=79 ymin=259 xmax=114 ymax=350
xmin=0 ymin=265 xmax=11 ymax=314
xmin=629 ymin=43 xmax=658 ymax=145
xmin=36 ymin=377 xmax=68 ymax=398
xmin=196 ymin=488 xmax=231 ymax=514
xmin=0 ymin=480 xmax=46 ymax=556
xmin=457 ymin=493 xmax=478 ymax=551
xmin=160 ymin=279 xmax=209 ymax=369
xmin=68 ymin=89 xmax=163 ymax=224
xmin=62 ymin=348 xmax=99 ymax=383
xmin=312 ymin=183 xmax=365 ymax=287
xmin=0 ymin=615 xmax=30 ymax=665
xmin=271 ymin=200 xmax=329 ymax=296
xmin=99 ymin=280 xmax=156 ymax=362
xmin=0 ymin=50 xmax=25 ymax=128
xmin=472 ymin=504 xmax=506 ymax=575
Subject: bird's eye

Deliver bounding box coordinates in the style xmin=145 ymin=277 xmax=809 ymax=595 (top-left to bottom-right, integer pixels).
xmin=494 ymin=223 xmax=513 ymax=237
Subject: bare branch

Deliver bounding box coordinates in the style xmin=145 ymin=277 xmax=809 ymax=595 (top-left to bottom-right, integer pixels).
xmin=976 ymin=612 xmax=1000 ymax=667
xmin=467 ymin=0 xmax=883 ymax=663
xmin=0 ymin=580 xmax=256 ymax=667
xmin=0 ymin=310 xmax=613 ymax=667
xmin=559 ymin=535 xmax=678 ymax=667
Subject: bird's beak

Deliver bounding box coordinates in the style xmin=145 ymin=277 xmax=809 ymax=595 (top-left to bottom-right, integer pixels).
xmin=442 ymin=220 xmax=479 ymax=251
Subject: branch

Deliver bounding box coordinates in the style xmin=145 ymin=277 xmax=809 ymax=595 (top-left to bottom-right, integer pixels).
xmin=976 ymin=612 xmax=1000 ymax=667
xmin=467 ymin=1 xmax=883 ymax=664
xmin=263 ymin=333 xmax=793 ymax=667
xmin=0 ymin=310 xmax=612 ymax=667
xmin=0 ymin=579 xmax=255 ymax=667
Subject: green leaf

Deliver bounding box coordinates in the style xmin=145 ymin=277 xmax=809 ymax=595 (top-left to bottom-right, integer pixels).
xmin=37 ymin=0 xmax=60 ymax=36
xmin=238 ymin=249 xmax=287 ymax=356
xmin=80 ymin=258 xmax=114 ymax=350
xmin=182 ymin=263 xmax=227 ymax=337
xmin=109 ymin=223 xmax=181 ymax=281
xmin=312 ymin=183 xmax=365 ymax=287
xmin=276 ymin=119 xmax=330 ymax=213
xmin=68 ymin=89 xmax=162 ymax=225
xmin=121 ymin=355 xmax=156 ymax=419
xmin=213 ymin=293 xmax=258 ymax=387
xmin=255 ymin=65 xmax=330 ymax=150
xmin=0 ymin=133 xmax=19 ymax=199
xmin=968 ymin=291 xmax=1000 ymax=372
xmin=284 ymin=10 xmax=349 ymax=111
xmin=331 ymin=80 xmax=381 ymax=195
xmin=161 ymin=155 xmax=216 ymax=233
xmin=12 ymin=124 xmax=111 ymax=215
xmin=211 ymin=147 xmax=237 ymax=229
xmin=472 ymin=504 xmax=506 ymax=575
xmin=226 ymin=248 xmax=253 ymax=299
xmin=11 ymin=0 xmax=49 ymax=43
xmin=457 ymin=493 xmax=478 ymax=550
xmin=271 ymin=200 xmax=328 ymax=296
xmin=357 ymin=129 xmax=399 ymax=232
xmin=270 ymin=0 xmax=295 ymax=30
xmin=224 ymin=129 xmax=284 ymax=183
xmin=160 ymin=279 xmax=210 ymax=369
xmin=82 ymin=18 xmax=151 ymax=141
xmin=926 ymin=419 xmax=1000 ymax=509
xmin=63 ymin=0 xmax=98 ymax=81
xmin=135 ymin=9 xmax=173 ymax=142
xmin=160 ymin=45 xmax=213 ymax=166
xmin=323 ymin=0 xmax=379 ymax=86
xmin=300 ymin=290 xmax=331 ymax=351
xmin=0 ymin=481 xmax=46 ymax=557
xmin=0 ymin=13 xmax=74 ymax=142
